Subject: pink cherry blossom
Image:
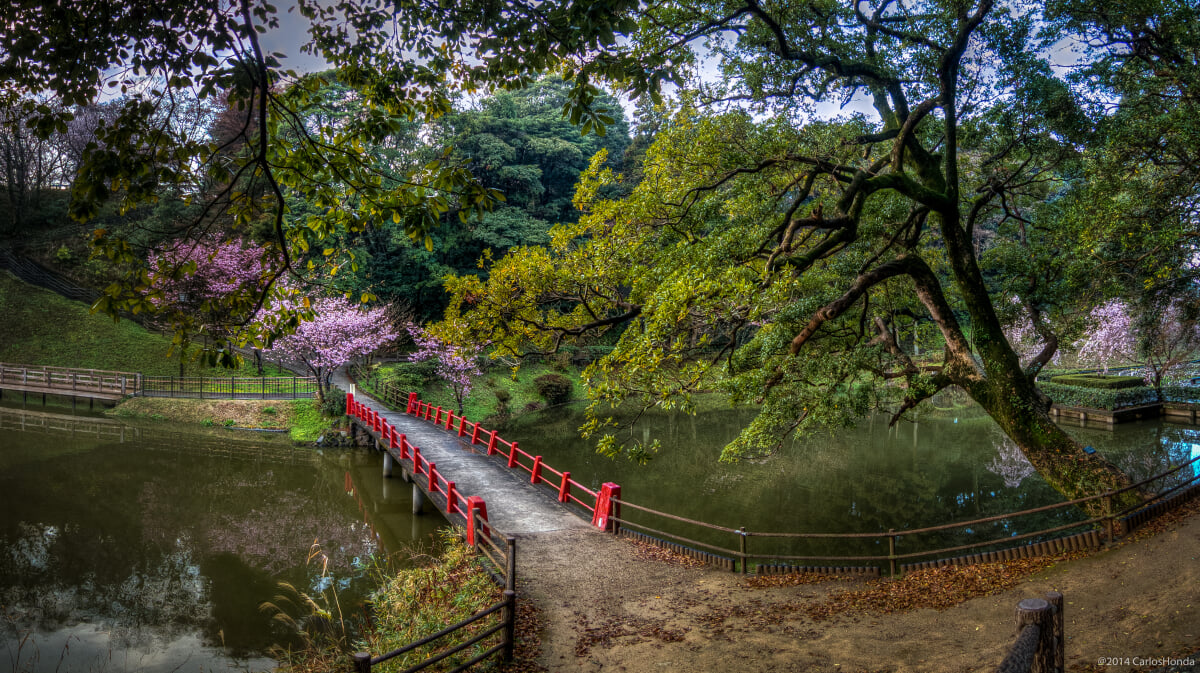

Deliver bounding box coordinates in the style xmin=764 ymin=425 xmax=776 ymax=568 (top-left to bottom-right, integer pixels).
xmin=405 ymin=324 xmax=483 ymax=414
xmin=264 ymin=296 xmax=399 ymax=401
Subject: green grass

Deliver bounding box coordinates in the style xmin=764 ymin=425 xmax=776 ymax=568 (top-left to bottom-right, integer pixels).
xmin=0 ymin=270 xmax=281 ymax=376
xmin=288 ymin=398 xmax=335 ymax=443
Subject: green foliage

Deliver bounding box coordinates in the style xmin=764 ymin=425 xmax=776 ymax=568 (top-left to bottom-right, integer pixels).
xmin=1049 ymin=375 xmax=1145 ymax=390
xmin=1037 ymin=382 xmax=1160 ymax=410
xmin=289 ymin=399 xmax=334 ymax=443
xmin=321 ymin=386 xmax=347 ymax=417
xmin=329 ymin=77 xmax=632 ymax=321
xmin=533 ymin=373 xmax=573 ymax=405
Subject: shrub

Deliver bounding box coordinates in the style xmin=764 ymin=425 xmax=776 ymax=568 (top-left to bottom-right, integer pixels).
xmin=1049 ymin=374 xmax=1145 ymax=390
xmin=262 ymin=406 xmax=277 ymax=415
xmin=1038 ymin=382 xmax=1160 ymax=410
xmin=534 ymin=373 xmax=572 ymax=405
xmin=1161 ymin=385 xmax=1200 ymax=404
xmin=321 ymin=386 xmax=347 ymax=417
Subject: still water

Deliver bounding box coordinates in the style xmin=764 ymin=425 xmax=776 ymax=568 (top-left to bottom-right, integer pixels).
xmin=0 ymin=402 xmax=445 ymax=673
xmin=500 ymin=403 xmax=1200 ymax=564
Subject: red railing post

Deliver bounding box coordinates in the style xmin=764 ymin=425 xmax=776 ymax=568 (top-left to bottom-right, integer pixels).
xmin=413 ymin=447 xmax=423 ymax=474
xmin=466 ymin=496 xmax=490 ymax=545
xmin=530 ymin=455 xmax=543 ymax=484
xmin=433 ymin=407 xmax=441 ymax=426
xmin=446 ymin=481 xmax=458 ymax=514
xmin=389 ymin=426 xmax=399 ymax=449
xmin=445 ymin=410 xmax=453 ymax=430
xmin=591 ymin=483 xmax=621 ymax=532
xmin=346 ymin=392 xmax=354 ymax=417
xmin=507 ymin=441 xmax=519 ymax=468
xmin=471 ymin=422 xmax=481 ymax=445
xmin=428 ymin=463 xmax=437 ymax=492
xmin=406 ymin=391 xmax=418 ymax=414
xmin=487 ymin=430 xmax=498 ymax=455
xmin=558 ymin=471 xmax=571 ymax=503
xmin=458 ymin=416 xmax=466 ymax=437
xmin=398 ymin=435 xmax=408 ymax=459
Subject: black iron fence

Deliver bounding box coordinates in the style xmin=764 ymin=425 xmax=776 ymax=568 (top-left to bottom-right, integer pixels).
xmin=138 ymin=376 xmax=318 ymax=399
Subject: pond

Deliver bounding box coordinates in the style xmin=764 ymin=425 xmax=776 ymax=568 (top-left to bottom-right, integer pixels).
xmin=499 ymin=401 xmax=1200 ymax=567
xmin=0 ymin=401 xmax=446 ymax=673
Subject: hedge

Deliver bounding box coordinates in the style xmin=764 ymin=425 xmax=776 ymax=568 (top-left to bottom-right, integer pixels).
xmin=1049 ymin=374 xmax=1145 ymax=390
xmin=1038 ymin=382 xmax=1161 ymax=410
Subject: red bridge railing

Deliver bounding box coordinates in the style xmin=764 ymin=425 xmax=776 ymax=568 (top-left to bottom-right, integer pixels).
xmin=345 ymin=393 xmax=498 ymax=547
xmin=402 ymin=393 xmax=621 ymax=531
xmin=347 ymin=390 xmax=621 ymax=532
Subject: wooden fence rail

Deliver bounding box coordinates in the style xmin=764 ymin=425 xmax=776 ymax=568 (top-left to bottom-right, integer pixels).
xmin=0 ymin=362 xmax=140 ymax=398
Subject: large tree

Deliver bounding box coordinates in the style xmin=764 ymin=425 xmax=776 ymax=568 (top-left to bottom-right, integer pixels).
xmin=440 ymin=1 xmax=1200 ymax=507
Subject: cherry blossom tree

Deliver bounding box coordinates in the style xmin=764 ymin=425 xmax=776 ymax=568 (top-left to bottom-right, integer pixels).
xmin=145 ymin=236 xmax=275 ymax=372
xmin=405 ymin=324 xmax=483 ymax=414
xmin=1002 ymin=302 xmax=1062 ymax=371
xmin=264 ymin=297 xmax=398 ymax=402
xmin=1077 ymin=299 xmax=1200 ymax=388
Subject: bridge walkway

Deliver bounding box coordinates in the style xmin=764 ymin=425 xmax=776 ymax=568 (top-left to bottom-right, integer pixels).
xmin=332 ymin=370 xmax=589 ymax=537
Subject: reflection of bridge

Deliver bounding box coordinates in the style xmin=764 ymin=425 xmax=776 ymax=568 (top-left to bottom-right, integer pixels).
xmin=0 ymin=405 xmax=315 ymax=465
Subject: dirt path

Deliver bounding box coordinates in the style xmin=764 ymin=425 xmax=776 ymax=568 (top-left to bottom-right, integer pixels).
xmin=515 ymin=505 xmax=1200 ymax=673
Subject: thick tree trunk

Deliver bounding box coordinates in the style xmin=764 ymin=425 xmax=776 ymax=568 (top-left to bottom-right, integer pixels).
xmin=967 ymin=370 xmax=1144 ymax=516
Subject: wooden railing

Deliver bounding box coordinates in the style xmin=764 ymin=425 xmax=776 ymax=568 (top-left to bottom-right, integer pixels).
xmin=0 ymin=362 xmax=140 ymax=398
xmin=995 ymin=592 xmax=1064 ymax=673
xmin=606 ymin=453 xmax=1200 ymax=575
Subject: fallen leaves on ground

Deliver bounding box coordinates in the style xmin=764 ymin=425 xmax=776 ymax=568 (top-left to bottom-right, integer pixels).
xmin=801 ymin=552 xmax=1089 ymax=620
xmin=502 ymin=597 xmax=548 ymax=672
xmin=623 ymin=537 xmax=712 ymax=569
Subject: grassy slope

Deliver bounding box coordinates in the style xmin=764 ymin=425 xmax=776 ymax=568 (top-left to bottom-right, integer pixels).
xmin=0 ymin=270 xmax=259 ymax=376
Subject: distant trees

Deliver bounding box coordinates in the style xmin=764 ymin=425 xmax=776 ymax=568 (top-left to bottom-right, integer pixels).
xmin=334 ymin=77 xmax=632 ymax=320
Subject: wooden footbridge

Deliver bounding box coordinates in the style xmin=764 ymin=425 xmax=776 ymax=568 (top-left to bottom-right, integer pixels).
xmin=0 ymin=361 xmax=317 ymax=405
xmin=0 ymin=363 xmax=140 ymax=406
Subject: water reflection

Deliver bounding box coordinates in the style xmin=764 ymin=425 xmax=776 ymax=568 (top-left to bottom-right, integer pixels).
xmin=0 ymin=403 xmax=444 ymax=673
xmin=986 ymin=437 xmax=1036 ymax=489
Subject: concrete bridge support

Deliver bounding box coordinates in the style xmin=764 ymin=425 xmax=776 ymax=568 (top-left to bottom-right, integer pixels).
xmin=412 ymin=484 xmax=426 ymax=515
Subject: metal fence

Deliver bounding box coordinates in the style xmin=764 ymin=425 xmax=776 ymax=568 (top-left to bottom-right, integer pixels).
xmin=139 ymin=376 xmax=317 ymax=399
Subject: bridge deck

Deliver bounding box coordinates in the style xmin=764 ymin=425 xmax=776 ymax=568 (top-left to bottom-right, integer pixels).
xmin=333 ymin=371 xmax=588 ymax=536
